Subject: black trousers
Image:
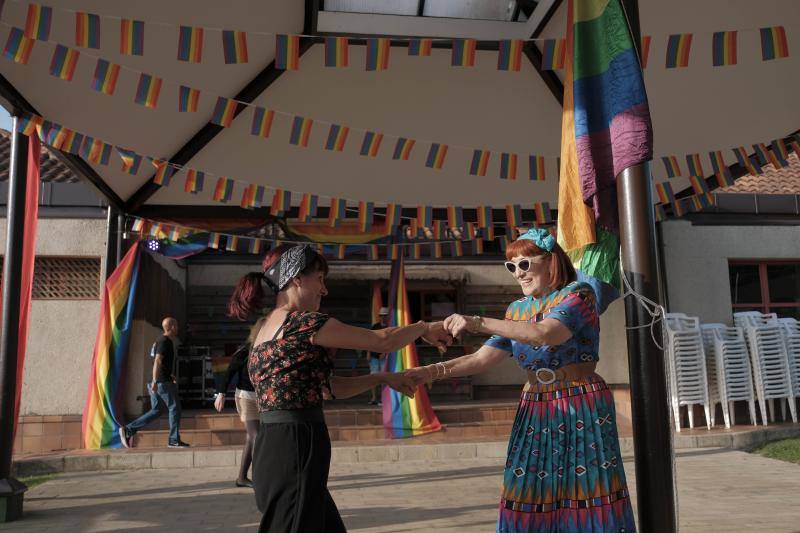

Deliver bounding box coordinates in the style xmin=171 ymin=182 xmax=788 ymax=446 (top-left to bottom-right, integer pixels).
xmin=253 ymin=420 xmax=346 ymax=533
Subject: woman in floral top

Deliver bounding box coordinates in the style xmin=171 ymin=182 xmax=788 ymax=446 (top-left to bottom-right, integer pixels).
xmin=228 ymin=244 xmax=451 ymax=533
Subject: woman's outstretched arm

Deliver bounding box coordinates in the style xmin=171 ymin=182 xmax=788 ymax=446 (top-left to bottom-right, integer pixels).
xmin=313 ymin=318 xmax=452 ymax=354
xmin=405 ymin=345 xmax=509 ymax=386
xmin=329 ymin=372 xmax=416 ymax=399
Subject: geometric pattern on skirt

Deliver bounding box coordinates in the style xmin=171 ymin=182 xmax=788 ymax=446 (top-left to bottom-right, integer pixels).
xmin=497 ymin=375 xmax=637 ymax=532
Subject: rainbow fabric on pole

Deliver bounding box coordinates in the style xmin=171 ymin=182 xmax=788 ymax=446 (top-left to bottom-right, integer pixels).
xmin=382 ymin=257 xmax=441 ymax=438
xmin=82 ymin=243 xmax=142 ymax=449
xmin=557 ymin=0 xmax=653 ymax=314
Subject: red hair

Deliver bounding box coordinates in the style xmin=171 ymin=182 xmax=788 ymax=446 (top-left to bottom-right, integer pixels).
xmin=505 ymin=238 xmax=576 ymax=290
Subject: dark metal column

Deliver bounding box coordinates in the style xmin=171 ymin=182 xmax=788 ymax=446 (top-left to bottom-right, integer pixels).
xmin=0 ymin=117 xmax=30 ymax=522
xmin=116 ymin=214 xmax=125 ymax=272
xmin=105 ymin=207 xmax=118 ymax=279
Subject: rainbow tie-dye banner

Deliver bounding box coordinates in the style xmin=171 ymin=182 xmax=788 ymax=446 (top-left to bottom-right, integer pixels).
xmin=82 ymin=243 xmax=142 ymax=449
xmin=382 ymin=257 xmax=441 ymax=438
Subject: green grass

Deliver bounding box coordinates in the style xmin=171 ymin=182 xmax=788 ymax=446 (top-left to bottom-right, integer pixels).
xmin=18 ymin=474 xmax=57 ymax=489
xmin=752 ymin=438 xmax=800 ymax=465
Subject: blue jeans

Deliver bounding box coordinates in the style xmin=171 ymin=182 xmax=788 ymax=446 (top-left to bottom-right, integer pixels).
xmin=126 ymin=381 xmax=182 ymax=444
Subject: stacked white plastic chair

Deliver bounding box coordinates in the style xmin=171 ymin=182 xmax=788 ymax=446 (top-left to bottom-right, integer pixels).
xmin=777 ymin=318 xmax=800 ymax=401
xmin=700 ymin=323 xmax=758 ymax=428
xmin=664 ymin=313 xmax=712 ymax=431
xmin=733 ymin=312 xmax=797 ymax=424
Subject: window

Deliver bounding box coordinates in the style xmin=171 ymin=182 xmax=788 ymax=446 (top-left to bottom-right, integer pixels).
xmin=729 ymin=261 xmax=800 ymax=320
xmin=0 ymin=257 xmax=102 ymax=300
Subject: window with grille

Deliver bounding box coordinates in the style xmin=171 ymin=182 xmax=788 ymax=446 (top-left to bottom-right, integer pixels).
xmin=729 ymin=260 xmax=800 ymax=321
xmin=0 ymin=257 xmax=101 ymax=300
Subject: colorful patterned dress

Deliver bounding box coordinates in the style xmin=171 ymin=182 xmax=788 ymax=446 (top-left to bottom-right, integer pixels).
xmin=485 ymin=282 xmax=636 ymax=533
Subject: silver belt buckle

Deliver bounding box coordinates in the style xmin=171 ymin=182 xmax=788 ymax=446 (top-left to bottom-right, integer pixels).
xmin=535 ymin=368 xmax=557 ymax=385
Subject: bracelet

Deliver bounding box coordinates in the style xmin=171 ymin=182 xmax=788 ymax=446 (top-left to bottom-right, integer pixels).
xmin=469 ymin=315 xmax=484 ymax=333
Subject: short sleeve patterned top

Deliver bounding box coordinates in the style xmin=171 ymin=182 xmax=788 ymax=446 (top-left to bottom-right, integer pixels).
xmin=483 ymin=281 xmax=600 ymax=371
xmin=248 ymin=311 xmax=334 ymax=412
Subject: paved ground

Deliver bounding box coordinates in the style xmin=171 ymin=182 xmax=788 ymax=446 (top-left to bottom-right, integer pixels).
xmin=6 ymin=448 xmax=800 ymax=532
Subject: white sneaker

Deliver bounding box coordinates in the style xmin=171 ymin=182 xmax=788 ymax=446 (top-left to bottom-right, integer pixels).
xmin=118 ymin=427 xmax=130 ymax=448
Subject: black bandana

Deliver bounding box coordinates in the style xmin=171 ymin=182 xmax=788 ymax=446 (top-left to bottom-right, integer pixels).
xmin=263 ymin=245 xmax=317 ymax=294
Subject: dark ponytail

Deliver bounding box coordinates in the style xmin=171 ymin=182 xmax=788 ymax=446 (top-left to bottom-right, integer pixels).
xmin=227 ymin=272 xmax=266 ymax=320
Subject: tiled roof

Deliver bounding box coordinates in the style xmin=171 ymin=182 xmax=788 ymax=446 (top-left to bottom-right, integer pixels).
xmin=0 ymin=129 xmax=79 ymax=183
xmin=719 ymin=152 xmax=800 ymax=195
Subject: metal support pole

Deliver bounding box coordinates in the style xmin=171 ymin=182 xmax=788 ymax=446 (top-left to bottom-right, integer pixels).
xmin=105 ymin=207 xmax=118 ymax=280
xmin=0 ymin=117 xmax=30 ymax=522
xmin=116 ymin=213 xmax=124 ymax=271
xmin=618 ymin=164 xmax=676 ymax=532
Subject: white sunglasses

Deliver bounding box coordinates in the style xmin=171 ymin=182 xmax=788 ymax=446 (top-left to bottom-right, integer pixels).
xmin=504 ymin=256 xmax=549 ymax=274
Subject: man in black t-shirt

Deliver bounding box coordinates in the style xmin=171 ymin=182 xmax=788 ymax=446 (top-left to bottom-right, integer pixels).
xmin=367 ymin=307 xmax=390 ymax=405
xmin=119 ymin=317 xmax=189 ymax=448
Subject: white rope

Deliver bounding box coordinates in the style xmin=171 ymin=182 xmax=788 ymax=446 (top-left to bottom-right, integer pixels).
xmin=620 ymin=267 xmax=666 ymax=350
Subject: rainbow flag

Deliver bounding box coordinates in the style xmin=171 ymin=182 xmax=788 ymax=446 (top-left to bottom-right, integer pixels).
xmin=654 ymin=204 xmax=667 ymax=222
xmin=366 ymin=38 xmax=390 ymax=71
xmin=541 ymin=38 xmax=566 ymax=70
xmin=451 ymin=39 xmax=476 ymax=66
xmin=178 ymin=26 xmax=203 ymax=63
xmin=178 ymin=86 xmax=200 ymax=112
xmin=213 ymin=177 xmax=235 ymax=203
xmin=358 ymin=201 xmax=374 ymax=231
xmin=168 ymin=226 xmax=183 ymax=242
xmin=360 ymin=131 xmax=383 ymax=157
xmin=334 ymin=244 xmax=347 ymax=260
xmin=666 ymin=33 xmax=692 ymax=68
xmin=82 ymin=244 xmax=142 ymax=449
xmin=688 ymin=175 xmax=711 ymax=198
xmin=91 ymin=59 xmax=120 ymax=95
xmin=367 ymin=245 xmax=380 ymax=260
xmin=393 ymin=138 xmax=415 ymax=160
xmin=3 ymin=27 xmax=35 ymax=64
xmin=289 ymin=116 xmax=313 ymax=147
xmin=325 ymin=124 xmax=349 ymax=151
xmin=409 ymin=38 xmax=432 ymax=56
xmin=49 ymin=45 xmax=80 ymax=81
xmin=557 ymin=0 xmax=652 ymax=314
xmin=75 ymin=12 xmax=100 ymax=49
xmin=407 ymin=217 xmax=419 ymax=238
xmin=686 ymin=153 xmax=704 ymax=177
xmin=134 ymin=73 xmax=162 ymax=108
xmin=81 ymin=137 xmax=111 ymax=165
xmin=276 ymin=34 xmax=300 ymax=70
xmin=130 ymin=218 xmax=146 ymax=233
xmin=447 ymin=206 xmax=464 ymax=229
xmin=299 ymin=193 xmax=319 ymax=222
xmin=469 ymin=149 xmax=490 ymax=176
xmin=328 ymin=198 xmax=346 ymax=228
xmin=751 ymin=143 xmax=771 ymax=170
xmin=270 ymin=189 xmax=291 ymax=216
xmin=714 ymin=169 xmax=735 ymax=188
xmin=712 ymin=31 xmax=737 ymax=66
xmin=222 ymin=30 xmax=248 ymax=64
xmin=16 ymin=114 xmax=43 ymax=136
xmin=226 ymin=235 xmax=240 ymax=252
xmin=654 ymin=182 xmax=680 ymax=215
xmin=505 ymin=204 xmax=521 ymax=230
xmin=62 ymin=131 xmax=84 ymax=155
xmin=208 ymin=233 xmax=222 ymax=248
xmin=411 ymin=243 xmax=422 ymax=260
xmin=425 ymin=143 xmax=447 ymax=169
xmin=251 ymin=106 xmax=275 ymax=138
xmin=432 ymin=242 xmax=443 ymax=258
xmin=184 ymin=169 xmax=204 ymax=194
xmin=287 ymin=220 xmax=391 ymax=245
xmin=450 ymin=240 xmax=464 ymax=257
xmin=760 ymin=26 xmax=789 ymax=60
xmin=499 ymin=153 xmax=518 ymax=180
xmin=771 ymin=139 xmax=789 ymax=168
xmin=498 ymin=39 xmax=524 ymax=71
xmin=661 ymin=155 xmax=681 ymax=178
xmin=211 ymin=97 xmax=238 ymax=128
xmin=471 ymin=238 xmax=484 ymax=255
xmin=432 ymin=220 xmax=446 ymax=240
xmin=25 ymin=3 xmax=52 ymax=40
xmin=248 ymin=238 xmax=263 ymax=254
xmin=36 ymin=120 xmax=65 ymax=148
xmin=641 ymin=35 xmax=651 ymax=68
xmin=382 ymin=257 xmax=442 ymax=438
xmin=529 ymin=155 xmax=546 ymax=181
xmin=417 ymin=205 xmax=432 ymax=229
xmin=324 ymin=36 xmax=348 ymax=67
xmin=240 ymin=184 xmax=266 ymax=209
xmin=116 ymin=147 xmax=142 ymax=174
xmin=152 ymin=160 xmax=174 ymax=186
xmin=120 ymin=19 xmax=144 ymax=56
xmin=708 ymin=150 xmax=728 ymax=175
xmin=384 ymin=203 xmax=401 ymax=231
xmin=477 ymin=206 xmax=494 ymax=240
xmin=534 ymin=202 xmax=552 ymax=224
xmin=734 ymin=146 xmax=758 ymax=176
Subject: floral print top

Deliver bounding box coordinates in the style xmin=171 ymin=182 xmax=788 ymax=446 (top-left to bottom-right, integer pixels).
xmin=248 ymin=311 xmax=334 ymax=412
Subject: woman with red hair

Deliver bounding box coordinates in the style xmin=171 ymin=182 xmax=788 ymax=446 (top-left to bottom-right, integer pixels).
xmin=407 ymin=228 xmax=636 ymax=532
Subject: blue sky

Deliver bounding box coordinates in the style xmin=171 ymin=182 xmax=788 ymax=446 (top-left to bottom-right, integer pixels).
xmin=0 ymin=107 xmax=12 ymax=131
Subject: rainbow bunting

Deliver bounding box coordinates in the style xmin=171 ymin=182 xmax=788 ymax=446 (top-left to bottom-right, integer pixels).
xmin=178 ymin=86 xmax=200 ymax=112
xmin=666 ymin=33 xmax=692 ymax=68
xmin=325 ymin=124 xmax=349 ymax=151
xmin=152 ymin=160 xmax=174 ymax=186
xmin=686 ymin=153 xmax=704 ymax=177
xmin=358 ymin=201 xmax=374 ymax=231
xmin=211 ymin=97 xmax=238 ymax=128
xmin=299 ymin=193 xmax=319 ymax=222
xmin=49 ymin=45 xmax=80 ymax=81
xmin=534 ymin=202 xmax=552 ymax=224
xmin=411 ymin=243 xmax=422 ymax=260
xmin=62 ymin=131 xmax=84 ymax=155
xmin=499 ymin=153 xmax=518 ymax=180
xmin=134 ymin=73 xmax=162 ymax=108
xmin=417 ymin=206 xmax=432 ymax=229
xmin=335 ymin=244 xmax=347 ymax=260
xmin=393 ymin=138 xmax=415 ymax=160
xmin=654 ymin=204 xmax=667 ymax=222
xmin=751 ymin=143 xmax=770 ymax=169
xmin=708 ymin=150 xmax=727 ymax=175
xmin=360 ymin=131 xmax=383 ymax=157
xmin=25 ymin=4 xmax=52 ymax=40
xmin=714 ymin=169 xmax=736 ymax=188
xmin=469 ymin=149 xmax=490 ymax=176
xmin=641 ymin=35 xmax=651 ymax=68
xmin=3 ymin=27 xmax=35 ymax=64
xmin=168 ymin=226 xmax=183 ymax=242
xmin=184 ymin=169 xmax=204 ymax=194
xmin=213 ymin=177 xmax=235 ymax=203
xmin=91 ymin=59 xmax=120 ymax=95
xmin=270 ymin=189 xmax=291 ymax=216
xmin=116 ymin=147 xmax=142 ymax=174
xmin=541 ymin=39 xmax=566 ymax=70
xmin=226 ymin=235 xmax=240 ymax=252
xmin=222 ymin=30 xmax=248 ymax=64
xmin=81 ymin=137 xmax=111 ymax=164
xmin=688 ymin=175 xmax=711 ymax=198
xmin=384 ymin=204 xmax=401 ymax=231
xmin=367 ymin=245 xmax=380 ymax=261
xmin=130 ymin=218 xmax=145 ymax=232
xmin=498 ymin=39 xmax=524 ymax=71
xmin=289 ymin=116 xmax=313 ymax=147
xmin=446 ymin=206 xmax=463 ymax=229
xmin=505 ymin=204 xmax=522 ymax=230
xmin=207 ymin=233 xmax=222 ymax=248
xmin=477 ymin=206 xmax=494 ymax=240
xmin=16 ymin=114 xmax=43 ymax=136
xmin=451 ymin=39 xmax=476 ymax=66
xmin=471 ymin=238 xmax=484 ymax=255
xmin=756 ymin=142 xmax=781 ymax=170
xmin=389 ymin=245 xmax=400 ymax=261
xmin=712 ymin=31 xmax=737 ymax=66
xmin=407 ymin=217 xmax=419 ymax=238
xmin=275 ymin=34 xmax=300 ymax=70
xmin=75 ymin=12 xmax=100 ymax=49
xmin=432 ymin=220 xmax=446 ymax=240
xmin=529 ymin=155 xmax=546 ymax=181
xmin=382 ymin=256 xmax=442 ymax=438
xmin=654 ymin=182 xmax=679 ymax=214
xmin=425 ymin=143 xmax=448 ymax=170
xmin=432 ymin=242 xmax=443 ymax=259
xmin=771 ymin=139 xmax=789 ymax=168
xmin=82 ymin=244 xmax=142 ymax=449
xmin=324 ymin=36 xmax=348 ymax=67
xmin=177 ymin=26 xmax=203 ymax=63
xmin=366 ymin=38 xmax=390 ymax=71
xmin=35 ymin=120 xmax=61 ymax=147
xmin=240 ymin=184 xmax=266 ymax=209
xmin=248 ymin=238 xmax=262 ymax=254
xmin=760 ymin=26 xmax=789 ymax=61
xmin=251 ymin=106 xmax=275 ymax=138
xmin=661 ymin=155 xmax=681 ymax=178
xmin=450 ymin=241 xmax=464 ymax=257
xmin=733 ymin=146 xmax=758 ymax=176
xmin=148 ymin=223 xmax=163 ymax=238
xmin=328 ymin=198 xmax=346 ymax=228
xmin=120 ymin=19 xmax=144 ymax=56
xmin=408 ymin=38 xmax=432 ymax=57
xmin=791 ymin=136 xmax=800 ymax=159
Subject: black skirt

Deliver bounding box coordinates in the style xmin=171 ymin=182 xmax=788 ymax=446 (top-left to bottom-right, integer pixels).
xmin=252 ymin=410 xmax=346 ymax=533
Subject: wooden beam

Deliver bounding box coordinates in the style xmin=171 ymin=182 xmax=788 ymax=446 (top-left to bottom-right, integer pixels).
xmin=522 ymin=0 xmax=564 ymax=106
